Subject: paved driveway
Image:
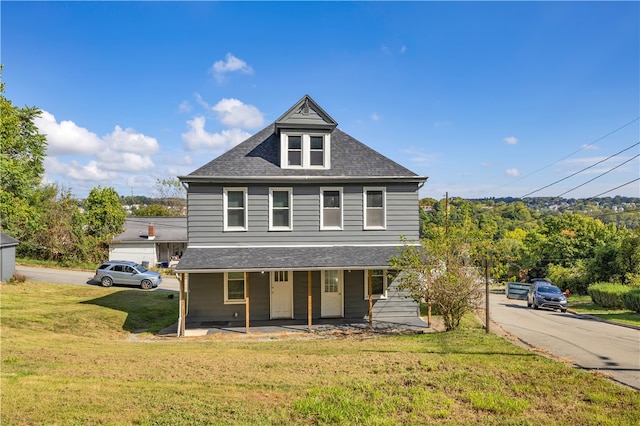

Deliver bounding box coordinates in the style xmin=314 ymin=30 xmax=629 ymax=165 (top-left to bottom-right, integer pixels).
xmin=15 ymin=265 xmax=180 ymax=291
xmin=489 ymin=292 xmax=640 ymax=390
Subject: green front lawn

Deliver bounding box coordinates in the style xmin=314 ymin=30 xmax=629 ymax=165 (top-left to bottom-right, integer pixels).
xmin=568 ymin=295 xmax=640 ymax=327
xmin=2 ymin=281 xmax=639 ymax=425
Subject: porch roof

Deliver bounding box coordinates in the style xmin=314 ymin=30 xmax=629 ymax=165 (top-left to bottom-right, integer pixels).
xmin=175 ymin=245 xmax=405 ymax=273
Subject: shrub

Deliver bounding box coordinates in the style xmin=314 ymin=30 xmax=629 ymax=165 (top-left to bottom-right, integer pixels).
xmin=9 ymin=273 xmax=26 ymax=283
xmin=587 ymin=282 xmax=628 ymax=309
xmin=622 ymin=288 xmax=640 ymax=313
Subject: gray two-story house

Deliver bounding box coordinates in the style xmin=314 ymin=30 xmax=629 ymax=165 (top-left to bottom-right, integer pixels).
xmin=176 ymin=95 xmax=428 ymax=334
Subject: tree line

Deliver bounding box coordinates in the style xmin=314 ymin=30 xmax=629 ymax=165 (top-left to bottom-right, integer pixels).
xmin=419 ymin=197 xmax=640 ymax=293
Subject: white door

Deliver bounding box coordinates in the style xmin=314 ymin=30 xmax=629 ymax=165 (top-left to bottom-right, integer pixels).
xmin=270 ymin=271 xmax=293 ymax=319
xmin=321 ymin=270 xmax=343 ymax=318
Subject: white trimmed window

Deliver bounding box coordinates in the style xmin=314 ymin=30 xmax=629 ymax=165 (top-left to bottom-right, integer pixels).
xmin=269 ymin=188 xmax=293 ymax=231
xmin=281 ymin=133 xmax=331 ymax=169
xmin=364 ymin=269 xmax=387 ymax=299
xmin=223 ymin=188 xmax=248 ymax=231
xmin=320 ymin=187 xmax=343 ymax=230
xmin=363 ymin=187 xmax=386 ymax=229
xmin=224 ymin=272 xmax=246 ymax=304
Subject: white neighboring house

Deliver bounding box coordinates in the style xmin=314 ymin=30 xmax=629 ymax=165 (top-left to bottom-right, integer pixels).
xmin=0 ymin=232 xmax=19 ymax=282
xmin=109 ymin=217 xmax=187 ymax=268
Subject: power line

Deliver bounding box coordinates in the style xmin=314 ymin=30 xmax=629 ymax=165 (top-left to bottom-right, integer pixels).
xmin=521 ymin=141 xmax=640 ymax=197
xmin=557 ymin=154 xmax=640 ymax=197
xmin=494 ymin=117 xmax=640 ymax=192
xmin=588 ymin=178 xmax=640 ymax=199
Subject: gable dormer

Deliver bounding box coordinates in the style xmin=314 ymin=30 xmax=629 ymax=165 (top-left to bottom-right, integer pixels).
xmin=275 ymin=95 xmax=337 ymax=170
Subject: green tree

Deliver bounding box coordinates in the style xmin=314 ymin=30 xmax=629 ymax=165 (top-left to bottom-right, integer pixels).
xmin=155 ymin=178 xmax=186 ymax=215
xmin=84 ymin=186 xmax=126 ymax=239
xmin=0 ymin=65 xmax=48 ymax=242
xmin=390 ymin=229 xmax=484 ymax=331
xmin=132 ymin=204 xmax=180 ymax=217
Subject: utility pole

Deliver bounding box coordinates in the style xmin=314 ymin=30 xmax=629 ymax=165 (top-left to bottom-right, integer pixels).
xmin=485 ymin=254 xmax=491 ymax=334
xmin=444 ymin=192 xmax=449 ymax=237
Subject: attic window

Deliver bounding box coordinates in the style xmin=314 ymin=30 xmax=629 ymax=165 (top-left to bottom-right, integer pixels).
xmin=281 ymin=133 xmax=331 ymax=169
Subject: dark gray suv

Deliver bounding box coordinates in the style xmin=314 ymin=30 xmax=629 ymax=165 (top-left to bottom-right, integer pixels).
xmin=94 ymin=260 xmax=162 ymax=290
xmin=527 ymin=279 xmax=567 ymax=312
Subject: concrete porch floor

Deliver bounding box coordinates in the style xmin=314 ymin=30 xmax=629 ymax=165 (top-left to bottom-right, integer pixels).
xmin=159 ymin=316 xmax=432 ymax=337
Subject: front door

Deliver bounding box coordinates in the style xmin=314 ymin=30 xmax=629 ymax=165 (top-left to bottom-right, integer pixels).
xmin=270 ymin=271 xmax=293 ymax=319
xmin=321 ymin=270 xmax=343 ymax=318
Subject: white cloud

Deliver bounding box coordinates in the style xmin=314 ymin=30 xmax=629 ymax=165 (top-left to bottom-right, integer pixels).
xmin=402 ymin=148 xmax=437 ymax=165
xmin=505 ymin=168 xmax=520 ymax=177
xmin=104 ymin=125 xmax=160 ymax=155
xmin=212 ymin=98 xmax=265 ymax=129
xmin=371 ymin=113 xmax=381 ymax=121
xmin=400 ymin=45 xmax=407 ymax=54
xmin=67 ymin=160 xmax=117 ymax=181
xmin=178 ymin=100 xmax=192 ymax=113
xmin=504 ymin=136 xmax=518 ymax=145
xmin=210 ymin=53 xmax=253 ymax=83
xmin=182 ymin=116 xmax=251 ymax=151
xmin=581 ymin=144 xmax=598 ymax=151
xmin=97 ymin=151 xmax=155 ymax=172
xmin=35 ymin=110 xmax=102 ymax=155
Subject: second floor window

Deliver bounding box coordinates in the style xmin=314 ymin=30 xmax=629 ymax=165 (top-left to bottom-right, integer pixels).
xmin=321 ymin=188 xmax=342 ymax=230
xmin=224 ymin=188 xmax=248 ymax=231
xmin=364 ymin=187 xmax=386 ymax=229
xmin=269 ymin=188 xmax=292 ymax=231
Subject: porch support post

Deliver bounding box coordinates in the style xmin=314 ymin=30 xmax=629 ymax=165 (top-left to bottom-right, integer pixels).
xmin=307 ymin=270 xmax=313 ymax=331
xmin=368 ymin=270 xmax=373 ymax=330
xmin=179 ymin=273 xmax=186 ymax=337
xmin=245 ymin=272 xmax=250 ymax=333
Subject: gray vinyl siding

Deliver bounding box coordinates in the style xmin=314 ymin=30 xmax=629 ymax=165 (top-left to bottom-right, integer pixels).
xmin=187 ymin=269 xmax=419 ymax=323
xmin=186 ymin=272 xmax=270 ymax=323
xmin=187 ymin=183 xmax=419 ymax=246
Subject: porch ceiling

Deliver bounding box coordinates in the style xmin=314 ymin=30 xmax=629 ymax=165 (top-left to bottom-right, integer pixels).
xmin=175 ymin=245 xmax=406 ymax=272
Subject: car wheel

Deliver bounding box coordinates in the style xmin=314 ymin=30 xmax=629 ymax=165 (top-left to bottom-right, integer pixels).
xmin=101 ymin=276 xmax=113 ymax=287
xmin=140 ymin=279 xmax=153 ymax=290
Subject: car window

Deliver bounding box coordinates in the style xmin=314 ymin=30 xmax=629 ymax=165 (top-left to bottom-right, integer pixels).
xmin=134 ymin=265 xmax=148 ymax=273
xmin=538 ymin=286 xmax=561 ymax=294
xmin=123 ymin=266 xmax=134 ymax=273
xmin=112 ymin=265 xmax=123 ymax=272
xmin=98 ymin=264 xmax=109 ymax=270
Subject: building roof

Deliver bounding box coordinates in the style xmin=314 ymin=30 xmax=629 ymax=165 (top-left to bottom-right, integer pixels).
xmin=0 ymin=232 xmax=19 ymax=248
xmin=175 ymin=245 xmax=403 ymax=272
xmin=111 ymin=217 xmax=187 ymax=244
xmin=180 ymin=95 xmax=427 ymax=184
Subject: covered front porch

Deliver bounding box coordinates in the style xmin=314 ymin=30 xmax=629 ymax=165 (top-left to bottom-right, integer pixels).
xmin=174 ymin=245 xmax=422 ymax=337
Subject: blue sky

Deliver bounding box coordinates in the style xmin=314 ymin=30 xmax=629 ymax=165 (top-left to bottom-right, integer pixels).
xmin=3 ymin=1 xmax=639 ymax=200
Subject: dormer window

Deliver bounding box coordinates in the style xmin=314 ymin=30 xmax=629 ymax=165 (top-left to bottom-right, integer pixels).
xmin=281 ymin=133 xmax=331 ymax=169
xmin=287 ymin=136 xmax=302 ymax=166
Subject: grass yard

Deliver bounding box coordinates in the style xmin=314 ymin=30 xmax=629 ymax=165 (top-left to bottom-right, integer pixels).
xmin=2 ymin=282 xmax=639 ymax=425
xmin=568 ymin=295 xmax=640 ymax=327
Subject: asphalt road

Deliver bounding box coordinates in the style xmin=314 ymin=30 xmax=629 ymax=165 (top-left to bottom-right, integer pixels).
xmin=15 ymin=265 xmax=180 ymax=292
xmin=489 ymin=292 xmax=640 ymax=390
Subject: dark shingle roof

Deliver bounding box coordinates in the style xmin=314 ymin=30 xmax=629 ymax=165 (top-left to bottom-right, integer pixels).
xmin=111 ymin=217 xmax=187 ymax=243
xmin=0 ymin=233 xmax=19 ymax=248
xmin=176 ymin=245 xmax=403 ymax=272
xmin=183 ymin=125 xmax=422 ymax=181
